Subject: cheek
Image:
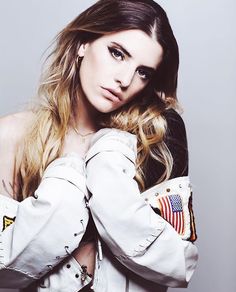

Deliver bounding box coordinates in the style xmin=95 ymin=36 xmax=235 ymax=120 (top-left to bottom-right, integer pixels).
xmin=87 ymin=46 xmax=111 ymax=78
xmin=79 ymin=48 xmax=106 ymax=93
xmin=81 ymin=51 xmax=98 ymax=79
xmin=126 ymin=81 xmax=147 ymax=101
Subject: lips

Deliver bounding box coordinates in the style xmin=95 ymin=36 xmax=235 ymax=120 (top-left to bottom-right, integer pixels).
xmin=101 ymin=87 xmax=122 ymax=102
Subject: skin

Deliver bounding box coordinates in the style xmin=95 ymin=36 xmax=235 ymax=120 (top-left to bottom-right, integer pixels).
xmin=78 ymin=29 xmax=163 ymax=113
xmin=0 ymin=29 xmax=164 ymax=278
xmin=62 ymin=29 xmax=163 ymax=157
xmin=67 ymin=29 xmax=164 ymax=275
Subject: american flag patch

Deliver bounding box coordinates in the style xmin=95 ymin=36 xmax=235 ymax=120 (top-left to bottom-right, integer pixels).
xmin=158 ymin=194 xmax=185 ymax=235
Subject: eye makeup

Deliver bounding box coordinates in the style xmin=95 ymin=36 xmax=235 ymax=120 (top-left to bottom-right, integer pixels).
xmin=108 ymin=42 xmax=155 ymax=81
xmin=108 ymin=46 xmax=125 ymax=61
xmin=137 ymin=68 xmax=152 ymax=80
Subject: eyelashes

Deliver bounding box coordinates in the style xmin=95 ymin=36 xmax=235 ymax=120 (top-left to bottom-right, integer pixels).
xmin=108 ymin=46 xmax=125 ymax=61
xmin=107 ymin=46 xmax=152 ymax=81
xmin=137 ymin=68 xmax=152 ymax=80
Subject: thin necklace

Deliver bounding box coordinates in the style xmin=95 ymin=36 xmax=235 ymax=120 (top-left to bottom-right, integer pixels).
xmin=73 ymin=127 xmax=95 ymax=143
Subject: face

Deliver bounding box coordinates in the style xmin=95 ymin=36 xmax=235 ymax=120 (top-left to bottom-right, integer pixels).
xmin=78 ymin=29 xmax=163 ymax=113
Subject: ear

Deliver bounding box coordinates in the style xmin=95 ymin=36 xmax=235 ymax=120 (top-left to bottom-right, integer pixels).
xmin=77 ymin=43 xmax=89 ymax=57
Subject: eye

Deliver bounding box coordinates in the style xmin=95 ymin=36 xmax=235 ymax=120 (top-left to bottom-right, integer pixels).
xmin=108 ymin=47 xmax=125 ymax=61
xmin=137 ymin=68 xmax=151 ymax=81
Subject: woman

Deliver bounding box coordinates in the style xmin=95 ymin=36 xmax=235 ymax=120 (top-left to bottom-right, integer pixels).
xmin=0 ymin=0 xmax=198 ymax=291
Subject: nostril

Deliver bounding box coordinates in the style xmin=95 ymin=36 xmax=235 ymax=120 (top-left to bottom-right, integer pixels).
xmin=115 ymin=70 xmax=134 ymax=89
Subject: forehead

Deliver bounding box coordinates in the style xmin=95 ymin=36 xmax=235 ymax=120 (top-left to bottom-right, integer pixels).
xmin=95 ymin=29 xmax=163 ymax=69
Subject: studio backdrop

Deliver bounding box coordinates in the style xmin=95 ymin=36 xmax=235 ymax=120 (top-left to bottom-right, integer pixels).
xmin=0 ymin=1 xmax=235 ymax=292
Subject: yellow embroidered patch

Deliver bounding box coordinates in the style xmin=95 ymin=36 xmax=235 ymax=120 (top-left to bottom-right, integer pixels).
xmin=2 ymin=216 xmax=15 ymax=232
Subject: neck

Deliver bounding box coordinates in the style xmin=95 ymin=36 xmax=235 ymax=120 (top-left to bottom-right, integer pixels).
xmin=71 ymin=88 xmax=99 ymax=134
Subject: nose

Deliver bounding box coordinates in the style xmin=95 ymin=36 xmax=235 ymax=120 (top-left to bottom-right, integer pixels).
xmin=115 ymin=67 xmax=135 ymax=88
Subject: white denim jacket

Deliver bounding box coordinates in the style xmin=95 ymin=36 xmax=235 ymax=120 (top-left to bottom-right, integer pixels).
xmin=0 ymin=128 xmax=198 ymax=291
xmin=0 ymin=155 xmax=91 ymax=291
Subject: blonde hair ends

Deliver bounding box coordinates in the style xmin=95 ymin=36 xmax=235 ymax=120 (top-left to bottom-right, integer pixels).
xmin=17 ymin=0 xmax=180 ymax=198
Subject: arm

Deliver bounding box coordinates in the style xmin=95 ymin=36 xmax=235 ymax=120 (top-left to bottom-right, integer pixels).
xmin=0 ymin=154 xmax=90 ymax=289
xmin=85 ymin=129 xmax=198 ymax=288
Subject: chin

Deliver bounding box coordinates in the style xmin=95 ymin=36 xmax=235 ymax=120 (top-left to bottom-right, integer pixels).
xmin=92 ymin=99 xmax=123 ymax=114
xmin=95 ymin=105 xmax=119 ymax=114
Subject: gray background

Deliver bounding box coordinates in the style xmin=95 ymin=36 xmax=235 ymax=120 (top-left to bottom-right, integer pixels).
xmin=0 ymin=1 xmax=235 ymax=292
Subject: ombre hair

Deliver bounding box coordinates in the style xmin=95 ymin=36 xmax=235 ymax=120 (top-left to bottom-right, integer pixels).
xmin=18 ymin=0 xmax=180 ymax=199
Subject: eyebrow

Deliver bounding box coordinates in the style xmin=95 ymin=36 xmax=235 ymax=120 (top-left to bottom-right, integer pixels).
xmin=110 ymin=41 xmax=156 ymax=72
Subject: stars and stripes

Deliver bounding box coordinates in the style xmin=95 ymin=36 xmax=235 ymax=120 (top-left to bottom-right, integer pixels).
xmin=158 ymin=194 xmax=185 ymax=235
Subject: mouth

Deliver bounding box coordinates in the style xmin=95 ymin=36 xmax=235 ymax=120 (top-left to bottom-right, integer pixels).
xmin=101 ymin=87 xmax=122 ymax=102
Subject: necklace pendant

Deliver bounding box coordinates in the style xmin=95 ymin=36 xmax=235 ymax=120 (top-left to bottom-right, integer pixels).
xmin=82 ymin=137 xmax=86 ymax=143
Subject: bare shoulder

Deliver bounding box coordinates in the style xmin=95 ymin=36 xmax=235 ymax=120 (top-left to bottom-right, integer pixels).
xmin=0 ymin=111 xmax=35 ymax=198
xmin=0 ymin=111 xmax=35 ymax=147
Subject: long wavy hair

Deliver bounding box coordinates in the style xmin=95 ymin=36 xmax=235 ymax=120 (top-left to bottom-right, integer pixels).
xmin=18 ymin=0 xmax=179 ymax=200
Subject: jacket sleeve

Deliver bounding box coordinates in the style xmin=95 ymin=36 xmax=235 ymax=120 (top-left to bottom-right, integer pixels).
xmin=23 ymin=255 xmax=92 ymax=292
xmin=85 ymin=129 xmax=198 ymax=288
xmin=0 ymin=154 xmax=90 ymax=289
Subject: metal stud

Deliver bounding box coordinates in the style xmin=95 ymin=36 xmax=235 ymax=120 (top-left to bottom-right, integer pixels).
xmin=47 ymin=265 xmax=53 ymax=270
xmin=64 ymin=245 xmax=70 ymax=254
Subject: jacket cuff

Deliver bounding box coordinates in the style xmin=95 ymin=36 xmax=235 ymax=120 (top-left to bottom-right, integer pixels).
xmin=43 ymin=154 xmax=87 ymax=194
xmin=37 ymin=256 xmax=92 ymax=291
xmin=85 ymin=128 xmax=137 ymax=164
